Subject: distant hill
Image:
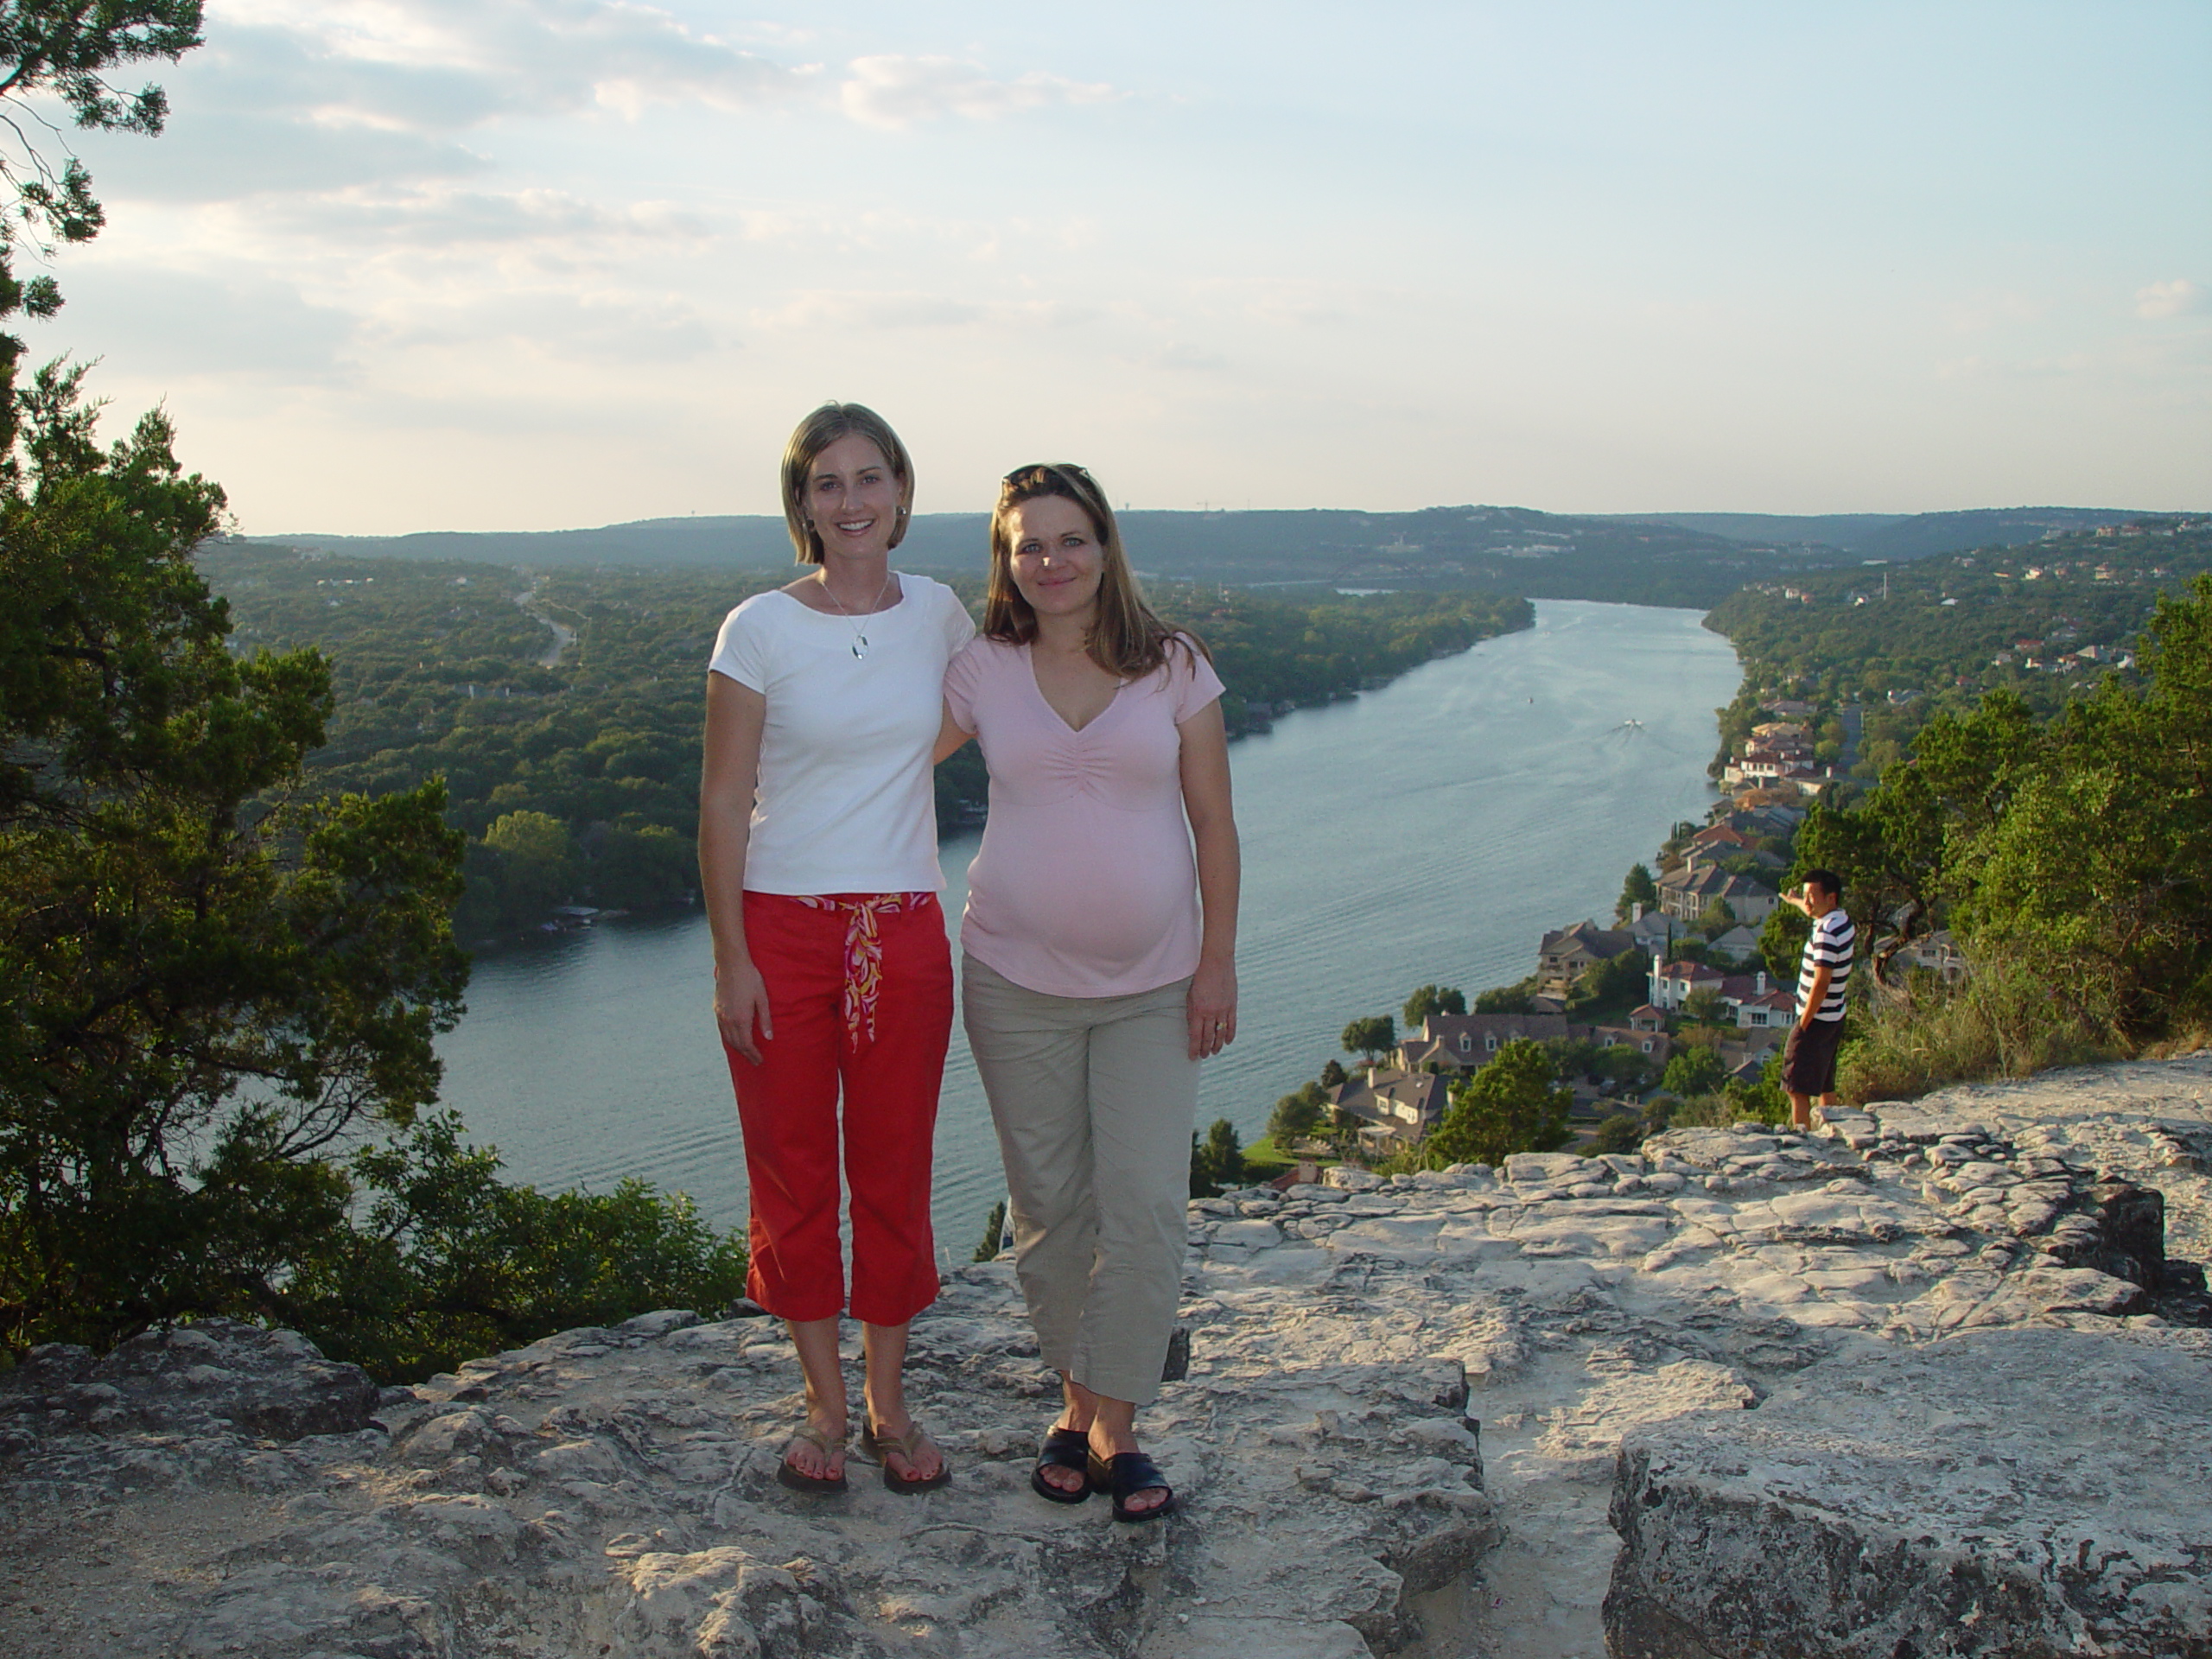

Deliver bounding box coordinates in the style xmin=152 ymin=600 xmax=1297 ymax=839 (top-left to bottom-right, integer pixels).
xmin=1611 ymin=507 xmax=2164 ymax=560
xmin=245 ymin=503 xmax=2193 ymax=610
xmin=245 ymin=505 xmax=1834 ymax=607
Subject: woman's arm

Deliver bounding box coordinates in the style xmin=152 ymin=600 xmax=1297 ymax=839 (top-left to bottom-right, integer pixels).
xmin=700 ymin=673 xmax=773 ymax=1064
xmin=932 ymin=698 xmax=975 ymax=764
xmin=1178 ymin=698 xmax=1241 ymax=1060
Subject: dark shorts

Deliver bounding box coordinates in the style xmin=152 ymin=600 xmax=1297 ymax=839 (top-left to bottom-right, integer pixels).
xmin=1781 ymin=1017 xmax=1845 ymax=1096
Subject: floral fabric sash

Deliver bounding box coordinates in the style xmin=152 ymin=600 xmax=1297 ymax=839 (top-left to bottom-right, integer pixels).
xmin=793 ymin=893 xmax=931 ymax=1047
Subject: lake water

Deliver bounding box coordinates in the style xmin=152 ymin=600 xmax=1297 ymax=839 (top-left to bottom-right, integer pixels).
xmin=432 ymin=599 xmax=1742 ymax=1257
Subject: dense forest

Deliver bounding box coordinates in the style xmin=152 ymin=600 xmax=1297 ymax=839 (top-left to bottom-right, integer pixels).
xmin=199 ymin=544 xmax=1528 ymax=938
xmin=1704 ymin=518 xmax=2211 ymax=782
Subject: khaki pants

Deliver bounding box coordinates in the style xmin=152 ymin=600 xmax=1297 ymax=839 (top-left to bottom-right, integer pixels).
xmin=961 ymin=956 xmax=1197 ymax=1407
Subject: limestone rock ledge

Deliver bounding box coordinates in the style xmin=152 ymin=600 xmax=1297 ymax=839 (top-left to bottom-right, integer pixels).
xmin=1603 ymin=1328 xmax=2212 ymax=1659
xmin=3 ymin=1054 xmax=2209 ymax=1656
xmin=0 ymin=1286 xmax=1495 ymax=1659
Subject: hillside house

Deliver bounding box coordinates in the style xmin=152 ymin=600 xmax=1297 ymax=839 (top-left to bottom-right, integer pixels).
xmin=1402 ymin=1012 xmax=1570 ymax=1071
xmin=1329 ymin=1065 xmax=1452 ymax=1154
xmin=1707 ymin=924 xmax=1764 ymax=962
xmin=1648 ymin=957 xmax=1724 ymax=1012
xmin=1535 ymin=920 xmax=1640 ymax=998
xmin=1658 ymin=866 xmax=1778 ymax=926
xmin=1719 ymin=971 xmax=1796 ymax=1030
xmin=1686 ymin=824 xmax=1758 ymax=858
xmin=1894 ymin=929 xmax=1969 ymax=986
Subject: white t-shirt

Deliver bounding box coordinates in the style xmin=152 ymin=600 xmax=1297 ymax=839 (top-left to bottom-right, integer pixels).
xmin=708 ymin=575 xmax=975 ymax=895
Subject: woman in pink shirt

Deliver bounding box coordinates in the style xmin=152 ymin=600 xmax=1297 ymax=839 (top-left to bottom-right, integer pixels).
xmin=938 ymin=462 xmax=1241 ymax=1521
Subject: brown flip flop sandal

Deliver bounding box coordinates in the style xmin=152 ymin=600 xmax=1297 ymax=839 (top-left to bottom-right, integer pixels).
xmin=862 ymin=1419 xmax=951 ymax=1494
xmin=775 ymin=1421 xmax=848 ymax=1494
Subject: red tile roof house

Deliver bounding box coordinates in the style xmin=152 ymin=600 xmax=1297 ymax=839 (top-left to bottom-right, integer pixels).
xmin=1685 ymin=824 xmax=1758 ymax=857
xmin=1647 ymin=957 xmax=1724 ymax=1012
xmin=1718 ymin=972 xmax=1796 ymax=1032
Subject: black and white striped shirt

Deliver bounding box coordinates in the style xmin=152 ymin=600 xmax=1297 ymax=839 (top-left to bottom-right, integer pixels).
xmin=1797 ymin=908 xmax=1853 ymax=1023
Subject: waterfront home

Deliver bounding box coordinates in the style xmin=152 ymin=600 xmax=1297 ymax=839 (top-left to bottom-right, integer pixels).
xmin=1535 ymin=919 xmax=1641 ymax=999
xmin=1685 ymin=824 xmax=1758 ymax=859
xmin=1329 ymin=1065 xmax=1452 ymax=1154
xmin=1657 ymin=865 xmax=1778 ymax=926
xmin=1402 ymin=1012 xmax=1571 ymax=1071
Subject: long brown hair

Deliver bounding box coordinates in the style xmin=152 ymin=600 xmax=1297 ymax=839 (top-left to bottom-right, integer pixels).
xmin=779 ymin=402 xmax=915 ymax=564
xmin=983 ymin=462 xmax=1209 ymax=679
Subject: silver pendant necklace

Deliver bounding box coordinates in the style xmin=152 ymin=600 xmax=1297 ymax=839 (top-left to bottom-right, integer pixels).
xmin=819 ymin=568 xmax=896 ymax=658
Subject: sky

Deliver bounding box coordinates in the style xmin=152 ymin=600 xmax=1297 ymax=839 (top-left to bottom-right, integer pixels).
xmin=13 ymin=0 xmax=2211 ymax=534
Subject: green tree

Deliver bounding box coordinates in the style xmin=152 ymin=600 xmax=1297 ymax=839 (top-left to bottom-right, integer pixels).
xmin=1402 ymin=983 xmax=1466 ymax=1027
xmin=1617 ymin=861 xmax=1659 ymax=922
xmin=1662 ymin=1046 xmax=1730 ymax=1098
xmin=1681 ymin=987 xmax=1731 ymax=1027
xmin=1268 ymin=1082 xmax=1326 ymax=1147
xmin=1474 ymin=976 xmax=1538 ymax=1014
xmin=1202 ymin=1118 xmax=1245 ymax=1192
xmin=1758 ymin=902 xmax=1811 ymax=983
xmin=588 ymin=823 xmax=693 ymax=909
xmin=284 ymin=1115 xmax=748 ymax=1382
xmin=1319 ymin=1058 xmax=1347 ymax=1088
xmin=0 ymin=3 xmax=205 ymax=425
xmin=1340 ymin=1014 xmax=1395 ymax=1062
xmin=1424 ymin=1039 xmax=1572 ymax=1167
xmin=1567 ymin=949 xmax=1649 ymax=1019
xmin=1590 ymin=1112 xmax=1645 ymax=1154
xmin=973 ymin=1199 xmax=1007 ymax=1262
xmin=0 ymin=368 xmax=470 ymax=1356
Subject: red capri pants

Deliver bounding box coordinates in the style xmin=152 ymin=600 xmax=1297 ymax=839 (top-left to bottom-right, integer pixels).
xmin=725 ymin=890 xmax=953 ymax=1325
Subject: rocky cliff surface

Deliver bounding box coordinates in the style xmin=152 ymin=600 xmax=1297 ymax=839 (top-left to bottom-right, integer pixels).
xmin=3 ymin=1054 xmax=2208 ymax=1658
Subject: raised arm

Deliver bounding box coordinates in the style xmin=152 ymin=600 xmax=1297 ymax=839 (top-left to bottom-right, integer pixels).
xmin=1177 ymin=698 xmax=1241 ymax=1059
xmin=700 ymin=673 xmax=773 ymax=1063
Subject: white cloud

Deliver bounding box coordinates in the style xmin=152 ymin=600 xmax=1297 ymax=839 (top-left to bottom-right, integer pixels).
xmin=838 ymin=54 xmax=1116 ymax=130
xmin=748 ymin=290 xmax=988 ymax=332
xmin=369 ymin=288 xmax=720 ymax=364
xmin=2134 ymin=278 xmax=2204 ymax=321
xmin=746 ymin=289 xmax=1103 ymax=334
xmin=262 ymin=185 xmax=709 ymax=251
xmin=207 ymin=0 xmax=807 ymax=127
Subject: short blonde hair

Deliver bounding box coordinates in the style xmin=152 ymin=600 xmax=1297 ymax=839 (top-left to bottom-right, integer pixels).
xmin=983 ymin=462 xmax=1209 ymax=679
xmin=779 ymin=403 xmax=914 ymax=564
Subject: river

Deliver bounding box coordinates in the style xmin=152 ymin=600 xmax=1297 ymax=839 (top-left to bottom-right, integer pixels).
xmin=431 ymin=599 xmax=1742 ymax=1255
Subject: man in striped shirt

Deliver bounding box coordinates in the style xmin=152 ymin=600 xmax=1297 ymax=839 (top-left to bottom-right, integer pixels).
xmin=1781 ymin=868 xmax=1853 ymax=1130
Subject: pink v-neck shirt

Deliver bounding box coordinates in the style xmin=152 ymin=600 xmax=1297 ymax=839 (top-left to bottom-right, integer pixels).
xmin=944 ymin=636 xmax=1224 ymax=998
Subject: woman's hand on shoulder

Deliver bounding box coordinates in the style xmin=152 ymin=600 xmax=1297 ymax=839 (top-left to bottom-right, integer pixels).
xmin=1187 ymin=956 xmax=1238 ymax=1060
xmin=715 ymin=957 xmax=774 ymax=1065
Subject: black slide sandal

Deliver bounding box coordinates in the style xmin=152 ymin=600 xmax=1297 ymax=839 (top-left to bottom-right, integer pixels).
xmin=1085 ymin=1449 xmax=1175 ymax=1522
xmin=1031 ymin=1427 xmax=1091 ymax=1504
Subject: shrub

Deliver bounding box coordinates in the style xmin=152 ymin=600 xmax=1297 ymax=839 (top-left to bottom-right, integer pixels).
xmin=1837 ymin=957 xmax=2120 ymax=1103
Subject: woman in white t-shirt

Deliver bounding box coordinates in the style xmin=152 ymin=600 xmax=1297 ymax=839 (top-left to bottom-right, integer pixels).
xmin=699 ymin=403 xmax=975 ymax=1497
